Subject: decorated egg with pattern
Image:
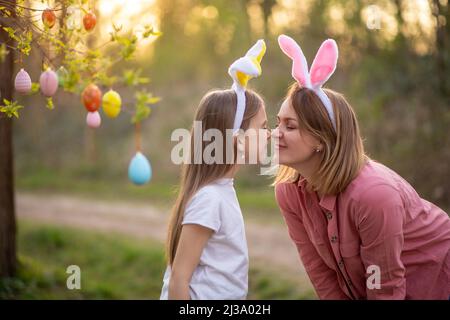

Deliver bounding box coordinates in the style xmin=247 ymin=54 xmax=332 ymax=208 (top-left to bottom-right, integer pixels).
xmin=82 ymin=84 xmax=102 ymax=112
xmin=14 ymin=68 xmax=32 ymax=94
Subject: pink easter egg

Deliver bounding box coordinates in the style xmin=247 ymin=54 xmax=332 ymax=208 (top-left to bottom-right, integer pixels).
xmin=86 ymin=111 xmax=101 ymax=128
xmin=14 ymin=68 xmax=32 ymax=94
xmin=39 ymin=69 xmax=58 ymax=97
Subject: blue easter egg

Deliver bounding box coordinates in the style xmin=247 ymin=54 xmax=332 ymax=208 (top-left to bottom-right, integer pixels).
xmin=128 ymin=152 xmax=152 ymax=185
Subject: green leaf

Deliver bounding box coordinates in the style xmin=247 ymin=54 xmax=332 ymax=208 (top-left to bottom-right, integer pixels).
xmin=131 ymin=90 xmax=159 ymax=123
xmin=31 ymin=82 xmax=40 ymax=93
xmin=123 ymin=69 xmax=150 ymax=86
xmin=45 ymin=97 xmax=54 ymax=110
xmin=0 ymin=99 xmax=24 ymax=118
xmin=142 ymin=25 xmax=162 ymax=38
xmin=0 ymin=43 xmax=9 ymax=63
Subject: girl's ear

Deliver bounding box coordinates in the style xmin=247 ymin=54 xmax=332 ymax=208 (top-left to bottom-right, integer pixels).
xmin=309 ymin=39 xmax=338 ymax=89
xmin=278 ymin=34 xmax=310 ymax=87
xmin=233 ymin=132 xmax=246 ymax=162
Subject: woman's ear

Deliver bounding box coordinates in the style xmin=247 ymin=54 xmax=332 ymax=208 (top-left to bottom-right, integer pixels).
xmin=315 ymin=144 xmax=324 ymax=153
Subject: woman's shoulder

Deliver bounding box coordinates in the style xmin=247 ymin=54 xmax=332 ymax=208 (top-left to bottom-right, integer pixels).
xmin=274 ymin=182 xmax=301 ymax=212
xmin=345 ymin=160 xmax=406 ymax=208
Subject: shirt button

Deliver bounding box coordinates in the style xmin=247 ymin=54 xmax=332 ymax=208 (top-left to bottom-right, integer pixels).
xmin=330 ymin=235 xmax=338 ymax=243
xmin=325 ymin=212 xmax=333 ymax=220
xmin=338 ymin=260 xmax=344 ymax=268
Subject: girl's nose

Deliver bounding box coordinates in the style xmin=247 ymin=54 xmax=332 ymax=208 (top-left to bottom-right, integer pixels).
xmin=271 ymin=126 xmax=281 ymax=139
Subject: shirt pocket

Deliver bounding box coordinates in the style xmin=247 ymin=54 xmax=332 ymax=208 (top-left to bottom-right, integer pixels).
xmin=340 ymin=240 xmax=360 ymax=258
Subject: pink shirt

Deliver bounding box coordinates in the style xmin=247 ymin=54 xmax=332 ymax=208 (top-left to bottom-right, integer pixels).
xmin=275 ymin=160 xmax=450 ymax=300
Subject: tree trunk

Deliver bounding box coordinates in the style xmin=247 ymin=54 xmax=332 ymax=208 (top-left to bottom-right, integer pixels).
xmin=431 ymin=0 xmax=449 ymax=97
xmin=0 ymin=0 xmax=17 ymax=278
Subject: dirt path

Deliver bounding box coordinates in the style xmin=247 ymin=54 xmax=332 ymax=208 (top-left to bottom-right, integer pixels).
xmin=16 ymin=192 xmax=311 ymax=286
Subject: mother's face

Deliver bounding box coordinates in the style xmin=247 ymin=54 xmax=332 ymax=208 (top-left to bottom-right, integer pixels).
xmin=272 ymin=98 xmax=322 ymax=167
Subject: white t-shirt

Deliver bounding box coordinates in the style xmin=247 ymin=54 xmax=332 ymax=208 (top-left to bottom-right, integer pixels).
xmin=160 ymin=178 xmax=248 ymax=300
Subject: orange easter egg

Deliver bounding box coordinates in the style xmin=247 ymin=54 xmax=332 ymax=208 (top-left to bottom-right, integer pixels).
xmin=82 ymin=84 xmax=102 ymax=112
xmin=83 ymin=12 xmax=96 ymax=31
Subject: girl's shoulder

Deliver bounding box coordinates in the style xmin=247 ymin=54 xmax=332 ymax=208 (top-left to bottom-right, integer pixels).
xmin=189 ymin=179 xmax=234 ymax=205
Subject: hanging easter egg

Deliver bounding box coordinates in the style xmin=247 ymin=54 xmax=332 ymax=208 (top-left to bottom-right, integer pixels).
xmin=102 ymin=89 xmax=122 ymax=118
xmin=56 ymin=66 xmax=68 ymax=87
xmin=42 ymin=8 xmax=56 ymax=28
xmin=66 ymin=5 xmax=82 ymax=30
xmin=83 ymin=11 xmax=97 ymax=31
xmin=82 ymin=84 xmax=102 ymax=112
xmin=14 ymin=68 xmax=32 ymax=94
xmin=128 ymin=152 xmax=152 ymax=185
xmin=39 ymin=69 xmax=58 ymax=97
xmin=86 ymin=111 xmax=101 ymax=128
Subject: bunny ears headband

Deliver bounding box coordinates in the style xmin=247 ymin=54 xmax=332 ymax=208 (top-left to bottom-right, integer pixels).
xmin=278 ymin=35 xmax=339 ymax=130
xmin=228 ymin=39 xmax=266 ymax=133
xmin=227 ymin=36 xmax=338 ymax=131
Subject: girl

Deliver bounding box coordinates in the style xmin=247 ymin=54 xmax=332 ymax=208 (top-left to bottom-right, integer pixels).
xmin=160 ymin=40 xmax=269 ymax=300
xmin=273 ymin=35 xmax=450 ymax=300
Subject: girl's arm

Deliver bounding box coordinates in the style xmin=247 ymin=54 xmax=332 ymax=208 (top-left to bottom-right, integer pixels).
xmin=168 ymin=224 xmax=213 ymax=300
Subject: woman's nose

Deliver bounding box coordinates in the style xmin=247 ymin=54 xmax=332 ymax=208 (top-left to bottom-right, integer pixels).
xmin=271 ymin=127 xmax=281 ymax=139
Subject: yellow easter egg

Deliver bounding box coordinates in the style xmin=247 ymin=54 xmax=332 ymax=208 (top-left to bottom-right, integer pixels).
xmin=102 ymin=89 xmax=122 ymax=118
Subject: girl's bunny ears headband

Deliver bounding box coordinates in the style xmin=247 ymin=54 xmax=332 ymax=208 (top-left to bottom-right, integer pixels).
xmin=228 ymin=39 xmax=266 ymax=134
xmin=278 ymin=35 xmax=339 ymax=130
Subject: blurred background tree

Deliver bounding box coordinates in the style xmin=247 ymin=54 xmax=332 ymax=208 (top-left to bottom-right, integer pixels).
xmin=0 ymin=0 xmax=160 ymax=278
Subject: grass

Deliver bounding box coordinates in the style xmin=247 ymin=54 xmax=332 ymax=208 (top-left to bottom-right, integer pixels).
xmin=16 ymin=167 xmax=282 ymax=223
xmin=0 ymin=221 xmax=315 ymax=300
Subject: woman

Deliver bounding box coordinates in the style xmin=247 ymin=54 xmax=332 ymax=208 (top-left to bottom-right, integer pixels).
xmin=272 ymin=35 xmax=450 ymax=300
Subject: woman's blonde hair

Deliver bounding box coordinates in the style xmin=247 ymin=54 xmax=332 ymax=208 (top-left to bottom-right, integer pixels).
xmin=274 ymin=83 xmax=368 ymax=195
xmin=166 ymin=89 xmax=263 ymax=265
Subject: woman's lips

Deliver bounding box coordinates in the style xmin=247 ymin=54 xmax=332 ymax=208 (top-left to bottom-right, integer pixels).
xmin=275 ymin=144 xmax=287 ymax=150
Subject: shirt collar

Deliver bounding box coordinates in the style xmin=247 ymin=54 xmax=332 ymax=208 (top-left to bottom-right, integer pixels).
xmin=297 ymin=176 xmax=337 ymax=212
xmin=319 ymin=193 xmax=337 ymax=212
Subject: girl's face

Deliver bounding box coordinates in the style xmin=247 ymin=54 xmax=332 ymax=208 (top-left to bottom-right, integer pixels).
xmin=272 ymin=98 xmax=322 ymax=167
xmin=241 ymin=104 xmax=270 ymax=164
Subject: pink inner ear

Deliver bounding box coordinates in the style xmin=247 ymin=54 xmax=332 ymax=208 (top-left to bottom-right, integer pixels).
xmin=311 ymin=66 xmax=332 ymax=83
xmin=310 ymin=40 xmax=338 ymax=87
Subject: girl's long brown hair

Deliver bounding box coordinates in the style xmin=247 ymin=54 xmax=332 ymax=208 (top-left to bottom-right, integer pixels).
xmin=274 ymin=83 xmax=368 ymax=195
xmin=166 ymin=89 xmax=263 ymax=265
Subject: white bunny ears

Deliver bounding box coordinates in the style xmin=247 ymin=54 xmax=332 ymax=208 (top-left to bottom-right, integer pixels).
xmin=228 ymin=39 xmax=266 ymax=133
xmin=278 ymin=35 xmax=338 ymax=129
